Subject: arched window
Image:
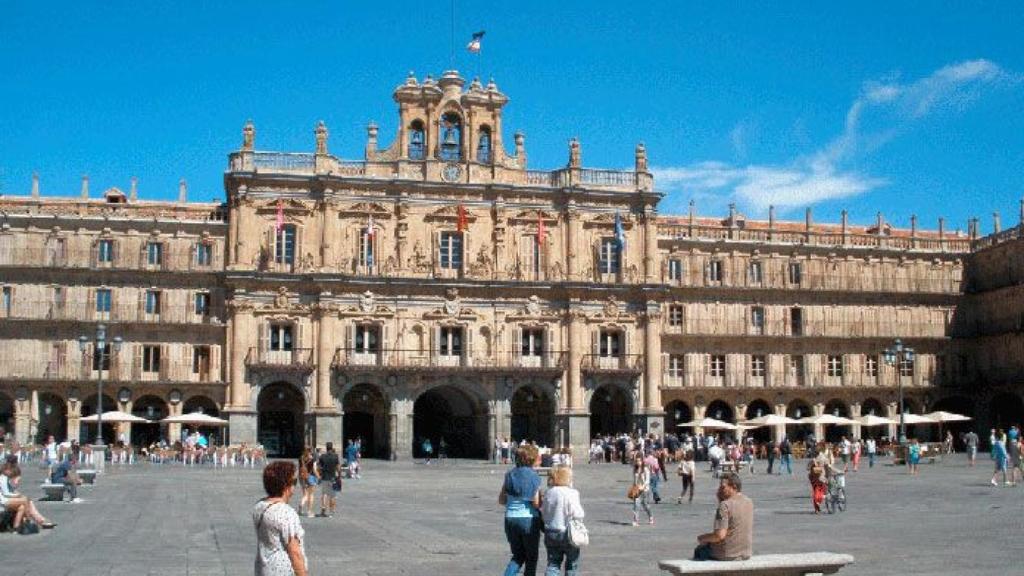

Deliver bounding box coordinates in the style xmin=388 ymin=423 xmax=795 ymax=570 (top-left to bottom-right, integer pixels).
xmin=439 ymin=112 xmax=462 ymax=161
xmin=408 ymin=120 xmax=425 ymax=160
xmin=477 ymin=126 xmax=492 ymax=163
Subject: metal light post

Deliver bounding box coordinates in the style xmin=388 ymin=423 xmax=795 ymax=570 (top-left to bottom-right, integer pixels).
xmin=78 ymin=324 xmax=122 ymax=445
xmin=883 ymin=338 xmax=915 ymax=444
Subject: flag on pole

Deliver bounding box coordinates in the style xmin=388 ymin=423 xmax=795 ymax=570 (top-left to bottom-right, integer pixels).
xmin=466 ymin=31 xmax=485 ymax=53
xmin=457 ymin=204 xmax=468 ymax=233
xmin=537 ymin=210 xmax=545 ymax=246
xmin=614 ymin=212 xmax=626 ymax=249
xmin=275 ymin=199 xmax=284 ymax=232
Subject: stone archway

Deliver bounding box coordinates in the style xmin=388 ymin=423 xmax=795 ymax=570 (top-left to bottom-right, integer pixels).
xmin=343 ymin=383 xmax=388 ymax=459
xmin=706 ymin=400 xmax=734 ymax=423
xmin=81 ymin=393 xmax=115 ymax=444
xmin=860 ymin=397 xmax=886 ymax=439
xmin=258 ymin=382 xmax=306 ymax=458
xmin=511 ymin=385 xmax=554 ymax=446
xmin=36 ymin=392 xmax=67 ymax=443
xmin=664 ymin=400 xmax=692 ymax=435
xmin=786 ymin=399 xmax=813 ymax=442
xmin=413 ymin=385 xmax=487 ymax=459
xmin=183 ymin=395 xmax=225 ymax=444
xmin=0 ymin=392 xmax=13 ymax=439
xmin=131 ymin=395 xmax=168 ymax=447
xmin=744 ymin=399 xmax=773 ymax=442
xmin=589 ymin=385 xmax=633 ymax=437
xmin=824 ymin=399 xmax=851 ymax=443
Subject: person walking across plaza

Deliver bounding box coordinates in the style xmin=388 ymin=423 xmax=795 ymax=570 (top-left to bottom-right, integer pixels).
xmin=807 ymin=446 xmax=829 ymax=514
xmin=317 ymin=442 xmax=341 ymax=518
xmin=779 ymin=436 xmax=793 ymax=475
xmin=253 ymin=460 xmax=307 ymax=576
xmin=991 ymin=431 xmax=1009 ymax=486
xmin=693 ymin=473 xmax=753 ymax=561
xmin=630 ymin=453 xmax=654 ymax=526
xmin=851 ymin=438 xmax=862 ymax=472
xmin=907 ymin=439 xmax=921 ymax=476
xmin=499 ymin=444 xmax=543 ymax=576
xmin=677 ymin=450 xmax=695 ymax=504
xmin=964 ymin=430 xmax=979 ymax=467
xmin=865 ymin=437 xmax=877 ymax=468
xmin=643 ymin=450 xmax=662 ymax=503
xmin=539 ymin=466 xmax=585 ymax=576
xmin=297 ymin=448 xmax=318 ymax=518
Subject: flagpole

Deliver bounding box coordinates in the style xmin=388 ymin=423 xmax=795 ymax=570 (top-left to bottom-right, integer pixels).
xmin=450 ymin=0 xmax=455 ymax=70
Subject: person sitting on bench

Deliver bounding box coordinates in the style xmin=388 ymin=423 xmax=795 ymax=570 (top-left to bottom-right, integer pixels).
xmin=693 ymin=472 xmax=752 ymax=561
xmin=51 ymin=454 xmax=82 ymax=503
xmin=1 ymin=459 xmax=56 ymax=530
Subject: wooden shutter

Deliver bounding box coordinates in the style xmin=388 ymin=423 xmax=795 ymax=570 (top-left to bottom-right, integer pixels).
xmin=461 ymin=230 xmax=470 ymax=277
xmin=592 ymin=240 xmax=601 ymax=280
xmin=512 ymin=326 xmax=522 ymax=362
xmin=294 ymin=226 xmax=303 ymax=269
xmin=544 ymin=326 xmax=553 ymax=368
xmin=133 ymin=343 xmax=144 ymax=380
xmin=430 ymin=325 xmax=439 ymax=364
xmin=257 ymin=322 xmax=268 ymax=361
xmin=345 ymin=323 xmax=355 ymax=357
xmin=380 ymin=323 xmax=391 ymax=365
xmin=463 ymin=325 xmax=473 ymax=366
xmin=264 ymin=228 xmax=275 ymax=268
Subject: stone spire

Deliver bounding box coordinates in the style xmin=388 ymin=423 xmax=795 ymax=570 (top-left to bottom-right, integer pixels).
xmin=129 ymin=177 xmax=138 ymax=201
xmin=993 ymin=211 xmax=1001 ymax=234
xmin=635 ymin=142 xmax=648 ymax=173
xmin=31 ymin=173 xmax=39 ymax=199
xmin=80 ymin=175 xmax=89 ymax=199
xmin=242 ymin=120 xmax=255 ymax=151
xmin=568 ymin=137 xmax=581 ymax=168
xmin=514 ymin=131 xmax=526 ymax=165
xmin=178 ymin=179 xmax=188 ymax=203
xmin=366 ymin=121 xmax=379 ymax=156
xmin=315 ymin=121 xmax=329 ymax=155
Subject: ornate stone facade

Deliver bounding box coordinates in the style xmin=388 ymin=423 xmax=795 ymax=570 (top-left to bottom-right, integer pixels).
xmin=0 ymin=70 xmax=1013 ymax=458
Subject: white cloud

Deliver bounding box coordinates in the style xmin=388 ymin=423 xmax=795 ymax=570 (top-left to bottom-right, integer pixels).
xmin=655 ymin=59 xmax=1016 ymax=213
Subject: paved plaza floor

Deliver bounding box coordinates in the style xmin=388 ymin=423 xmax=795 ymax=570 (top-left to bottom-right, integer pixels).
xmin=0 ymin=454 xmax=1021 ymax=575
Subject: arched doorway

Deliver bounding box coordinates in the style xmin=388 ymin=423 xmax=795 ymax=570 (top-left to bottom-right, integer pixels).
xmin=990 ymin=392 xmax=1024 ymax=432
xmin=36 ymin=393 xmax=67 ymax=443
xmin=413 ymin=385 xmax=487 ymax=459
xmin=81 ymin=393 xmax=115 ymax=444
xmin=932 ymin=395 xmax=975 ymax=448
xmin=705 ymin=400 xmax=735 ymax=441
xmin=183 ymin=395 xmax=225 ymax=445
xmin=589 ymin=385 xmax=633 ymax=437
xmin=744 ymin=399 xmax=773 ymax=442
xmin=131 ymin=395 xmax=168 ymax=447
xmin=860 ymin=398 xmax=886 ymax=439
xmin=900 ymin=398 xmax=923 ymax=441
xmin=0 ymin=392 xmax=13 ymax=440
xmin=824 ymin=399 xmax=851 ymax=443
xmin=258 ymin=383 xmax=305 ymax=458
xmin=664 ymin=400 xmax=692 ymax=436
xmin=786 ymin=399 xmax=813 ymax=442
xmin=343 ymin=384 xmax=388 ymax=459
xmin=511 ymin=386 xmax=554 ymax=446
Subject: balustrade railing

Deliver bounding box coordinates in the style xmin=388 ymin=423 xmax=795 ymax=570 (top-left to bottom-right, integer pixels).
xmin=331 ymin=348 xmax=568 ymax=370
xmin=661 ymin=269 xmax=962 ymax=295
xmin=580 ymin=354 xmax=644 ymax=372
xmin=246 ymin=347 xmax=315 ymax=367
xmin=661 ymin=319 xmax=949 ymax=339
xmin=0 ymin=359 xmax=220 ymax=383
xmin=0 ymin=247 xmax=222 ymax=272
xmin=0 ymin=301 xmax=224 ymax=325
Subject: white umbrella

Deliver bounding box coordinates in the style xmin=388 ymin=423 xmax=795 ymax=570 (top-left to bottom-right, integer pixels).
xmin=924 ymin=411 xmax=971 ymax=423
xmin=897 ymin=413 xmax=936 ymax=425
xmin=798 ymin=414 xmax=858 ymax=426
xmin=857 ymin=414 xmax=896 ymax=427
xmin=743 ymin=414 xmax=801 ymax=427
xmin=162 ymin=412 xmax=228 ymax=426
xmin=677 ymin=417 xmax=737 ymax=430
xmin=80 ymin=410 xmax=150 ymax=423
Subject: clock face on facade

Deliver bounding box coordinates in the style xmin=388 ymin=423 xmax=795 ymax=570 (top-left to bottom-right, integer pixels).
xmin=442 ymin=162 xmax=463 ymax=182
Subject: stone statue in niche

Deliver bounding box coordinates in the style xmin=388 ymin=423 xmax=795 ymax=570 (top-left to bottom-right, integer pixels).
xmin=410 ymin=241 xmax=430 ymax=272
xmin=301 ymin=252 xmax=315 ymax=271
xmin=549 ymin=260 xmax=564 ymax=281
xmin=469 ymin=244 xmax=493 ymax=276
xmin=382 ymin=255 xmax=397 ymax=276
xmin=626 ymin=263 xmax=639 ymax=283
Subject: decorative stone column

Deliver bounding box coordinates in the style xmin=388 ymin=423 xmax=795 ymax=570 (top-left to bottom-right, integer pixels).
xmin=640 ymin=305 xmax=663 ymax=431
xmin=560 ymin=307 xmax=590 ymax=456
xmin=226 ymin=302 xmax=257 ymax=445
xmin=14 ymin=391 xmax=31 ymax=445
xmin=67 ymin=396 xmax=82 ymax=443
xmin=167 ymin=401 xmax=183 ymax=447
xmin=773 ymin=403 xmax=787 ymax=444
xmin=390 ymin=397 xmax=413 ymax=460
xmin=692 ymin=404 xmax=707 ymax=437
xmin=813 ymin=402 xmax=826 ymax=442
xmin=312 ymin=306 xmax=342 ymax=448
xmin=886 ymin=402 xmax=899 ymax=441
xmin=849 ymin=403 xmax=862 ymax=440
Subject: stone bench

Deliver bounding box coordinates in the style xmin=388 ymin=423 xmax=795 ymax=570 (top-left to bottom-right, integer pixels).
xmin=78 ymin=469 xmax=97 ymax=484
xmin=659 ymin=552 xmax=854 ymax=576
xmin=40 ymin=483 xmax=67 ymax=502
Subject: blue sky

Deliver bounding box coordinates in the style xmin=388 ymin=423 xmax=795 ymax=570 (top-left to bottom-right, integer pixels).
xmin=2 ymin=2 xmax=1022 ymax=233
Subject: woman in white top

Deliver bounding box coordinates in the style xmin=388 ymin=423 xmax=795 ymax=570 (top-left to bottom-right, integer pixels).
xmin=631 ymin=454 xmax=654 ymax=526
xmin=253 ymin=461 xmax=307 ymax=576
xmin=540 ymin=466 xmax=585 ymax=576
xmin=676 ymin=450 xmax=695 ymax=503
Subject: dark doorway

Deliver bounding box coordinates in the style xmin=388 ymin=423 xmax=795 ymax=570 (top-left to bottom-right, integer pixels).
xmin=0 ymin=392 xmax=13 ymax=440
xmin=589 ymin=386 xmax=633 ymax=436
xmin=744 ymin=399 xmax=773 ymax=442
xmin=258 ymin=383 xmax=305 ymax=458
xmin=511 ymin=386 xmax=554 ymax=446
xmin=413 ymin=385 xmax=487 ymax=459
xmin=131 ymin=395 xmax=168 ymax=447
xmin=36 ymin=393 xmax=67 ymax=443
xmin=343 ymin=384 xmax=388 ymax=458
xmin=990 ymin=393 xmax=1024 ymax=433
xmin=664 ymin=400 xmax=692 ymax=436
xmin=860 ymin=398 xmax=886 ymax=439
xmin=81 ymin=393 xmax=115 ymax=444
xmin=786 ymin=400 xmax=813 ymax=442
xmin=824 ymin=399 xmax=851 ymax=443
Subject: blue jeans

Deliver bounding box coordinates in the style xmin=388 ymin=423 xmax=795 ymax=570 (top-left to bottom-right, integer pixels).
xmin=504 ymin=516 xmax=542 ymax=576
xmin=650 ymin=474 xmax=661 ymax=502
xmin=868 ymin=452 xmax=875 ymax=468
xmin=780 ymin=454 xmax=792 ymax=474
xmin=544 ymin=529 xmax=580 ymax=576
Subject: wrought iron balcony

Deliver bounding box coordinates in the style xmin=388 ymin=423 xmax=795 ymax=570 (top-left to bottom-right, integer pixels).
xmin=331 ymin=348 xmax=567 ymax=374
xmin=580 ymin=354 xmax=644 ymax=375
xmin=246 ymin=348 xmax=315 ymax=371
xmin=660 ymin=319 xmax=949 ymax=339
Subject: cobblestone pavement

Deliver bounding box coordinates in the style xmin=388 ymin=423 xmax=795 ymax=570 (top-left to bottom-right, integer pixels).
xmin=0 ymin=455 xmax=1020 ymax=575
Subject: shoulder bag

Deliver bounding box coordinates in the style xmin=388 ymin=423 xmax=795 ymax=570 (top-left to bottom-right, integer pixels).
xmin=626 ymin=484 xmax=641 ymax=500
xmin=565 ymin=495 xmax=589 ymax=548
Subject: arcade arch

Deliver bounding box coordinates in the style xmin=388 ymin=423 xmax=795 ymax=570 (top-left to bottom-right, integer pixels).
xmin=589 ymin=385 xmax=633 ymax=437
xmin=510 ymin=385 xmax=554 ymax=446
xmin=343 ymin=383 xmax=388 ymax=459
xmin=413 ymin=385 xmax=487 ymax=459
xmin=257 ymin=382 xmax=305 ymax=458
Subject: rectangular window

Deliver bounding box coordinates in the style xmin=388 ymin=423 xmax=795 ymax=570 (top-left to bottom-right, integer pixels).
xmin=439 ymin=326 xmax=463 ymax=356
xmin=521 ymin=328 xmax=544 ymax=357
xmin=748 ymin=261 xmax=763 ymax=284
xmin=598 ymin=331 xmax=622 ymax=357
xmin=147 ymin=242 xmax=163 ymax=266
xmin=275 ymin=225 xmax=296 ymax=265
xmin=599 ymin=238 xmax=621 ymax=275
xmin=668 ymin=259 xmax=682 ymax=281
xmin=96 ymin=289 xmax=112 ymax=313
xmin=269 ymin=324 xmax=293 ymax=352
xmin=788 ymin=262 xmax=802 ymax=284
xmin=98 ymin=240 xmax=114 ymax=263
xmin=827 ymin=355 xmax=844 ymax=377
xmin=865 ymin=355 xmax=878 ymax=377
xmin=145 ymin=290 xmax=161 ymax=315
xmin=708 ymin=260 xmax=723 ymax=283
xmin=142 ymin=345 xmax=161 ymax=373
xmin=1 ymin=286 xmax=10 ymax=316
xmin=709 ymin=355 xmax=726 ymax=377
xmin=192 ymin=346 xmax=210 ymax=374
xmin=531 ymin=235 xmax=542 ymax=274
xmin=751 ymin=355 xmax=766 ymax=377
xmin=899 ymin=357 xmax=914 ymax=377
xmin=668 ymin=305 xmax=684 ymax=327
xmin=92 ymin=343 xmax=111 ymax=371
xmin=195 ymin=243 xmax=213 ymax=267
xmin=790 ymin=355 xmax=804 ymax=378
xmin=194 ymin=292 xmax=210 ymax=316
xmin=355 ymin=325 xmax=380 ymax=353
xmin=790 ymin=307 xmax=803 ymax=336
xmin=439 ymin=232 xmax=463 ymax=270
xmin=751 ymin=306 xmax=765 ymax=334
xmin=668 ymin=355 xmax=684 ymax=378
xmin=359 ymin=230 xmax=375 ymax=268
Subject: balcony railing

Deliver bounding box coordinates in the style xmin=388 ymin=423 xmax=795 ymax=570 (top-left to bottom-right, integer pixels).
xmin=0 ymin=359 xmax=220 ymax=383
xmin=246 ymin=348 xmax=315 ymax=370
xmin=331 ymin=348 xmax=568 ymax=372
xmin=662 ymin=269 xmax=962 ymax=295
xmin=0 ymin=247 xmax=223 ymax=273
xmin=660 ymin=369 xmax=934 ymax=389
xmin=0 ymin=301 xmax=224 ymax=325
xmin=581 ymin=354 xmax=644 ymax=373
xmin=660 ymin=319 xmax=949 ymax=339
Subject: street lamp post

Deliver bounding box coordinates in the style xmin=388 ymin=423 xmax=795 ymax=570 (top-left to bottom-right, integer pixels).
xmin=78 ymin=324 xmax=122 ymax=446
xmin=883 ymin=338 xmax=915 ymax=445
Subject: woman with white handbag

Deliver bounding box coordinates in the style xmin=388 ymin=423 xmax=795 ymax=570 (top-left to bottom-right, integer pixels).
xmin=539 ymin=466 xmax=586 ymax=576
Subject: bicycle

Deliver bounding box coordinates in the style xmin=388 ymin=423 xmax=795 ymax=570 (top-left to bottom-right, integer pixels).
xmin=824 ymin=471 xmax=847 ymax=514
